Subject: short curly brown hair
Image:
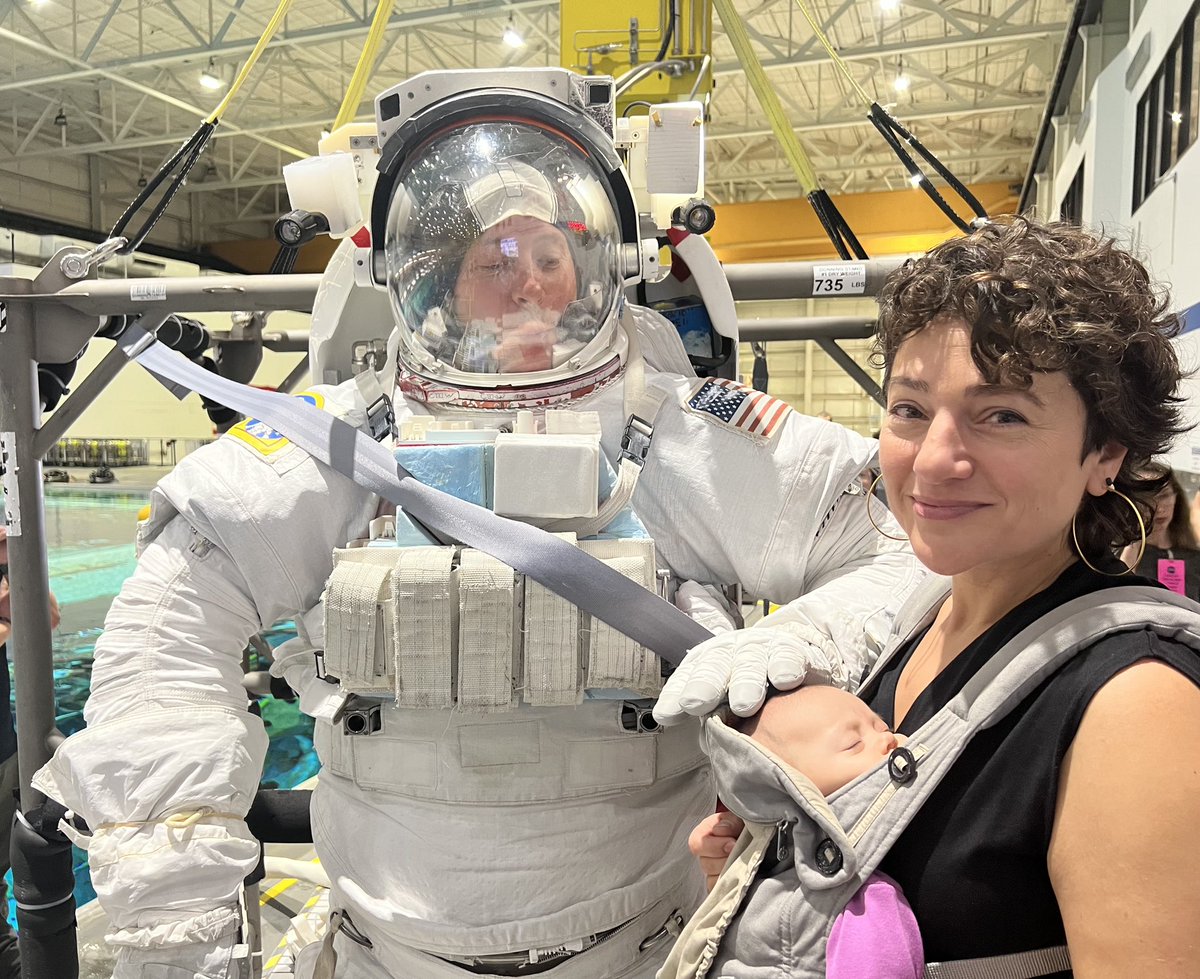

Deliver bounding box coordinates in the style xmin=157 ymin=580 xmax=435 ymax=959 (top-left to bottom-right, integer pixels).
xmin=873 ymin=215 xmax=1188 ymax=562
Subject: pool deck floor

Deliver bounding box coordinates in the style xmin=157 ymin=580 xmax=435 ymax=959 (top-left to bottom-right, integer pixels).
xmin=43 ymin=466 xmax=176 ymax=494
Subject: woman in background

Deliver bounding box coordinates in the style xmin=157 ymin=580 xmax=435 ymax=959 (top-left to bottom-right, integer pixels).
xmin=1123 ymin=467 xmax=1200 ymax=599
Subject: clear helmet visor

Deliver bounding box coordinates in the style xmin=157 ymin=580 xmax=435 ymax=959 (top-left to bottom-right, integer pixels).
xmin=383 ymin=121 xmax=624 ymax=383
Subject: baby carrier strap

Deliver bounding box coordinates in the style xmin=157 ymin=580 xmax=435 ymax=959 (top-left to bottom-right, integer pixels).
xmin=856 ymin=571 xmax=951 ymax=694
xmin=924 ymin=945 xmax=1073 ymax=979
xmin=691 ymin=584 xmax=1200 ymax=979
xmin=832 ymin=584 xmax=1200 ymax=892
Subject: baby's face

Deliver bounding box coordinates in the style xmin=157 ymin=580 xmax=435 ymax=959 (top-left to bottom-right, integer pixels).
xmin=740 ymin=685 xmax=903 ymax=796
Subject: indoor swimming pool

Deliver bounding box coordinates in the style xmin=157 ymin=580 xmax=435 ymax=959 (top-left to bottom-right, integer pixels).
xmin=27 ymin=488 xmax=317 ymax=911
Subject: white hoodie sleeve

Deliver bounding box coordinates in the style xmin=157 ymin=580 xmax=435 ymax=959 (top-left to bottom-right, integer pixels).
xmin=32 ymin=516 xmax=269 ymax=959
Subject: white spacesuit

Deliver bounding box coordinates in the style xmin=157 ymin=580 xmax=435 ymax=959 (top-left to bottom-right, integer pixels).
xmin=32 ymin=70 xmax=921 ymax=979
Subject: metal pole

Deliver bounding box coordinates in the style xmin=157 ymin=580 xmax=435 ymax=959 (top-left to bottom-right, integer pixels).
xmin=724 ymin=257 xmax=909 ymax=301
xmin=738 ymin=316 xmax=876 ymax=342
xmin=0 ymin=293 xmax=60 ymax=811
xmin=814 ymin=337 xmax=885 ymax=407
xmin=33 ymin=311 xmax=171 ymax=458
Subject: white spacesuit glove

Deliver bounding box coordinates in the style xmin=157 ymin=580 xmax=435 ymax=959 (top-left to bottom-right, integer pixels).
xmin=653 ymin=619 xmax=844 ymax=725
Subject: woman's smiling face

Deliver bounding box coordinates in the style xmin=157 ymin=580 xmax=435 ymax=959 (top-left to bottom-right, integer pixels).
xmin=879 ymin=316 xmax=1125 ymax=580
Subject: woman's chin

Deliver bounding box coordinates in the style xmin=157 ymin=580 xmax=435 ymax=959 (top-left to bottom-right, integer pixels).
xmin=909 ymin=540 xmax=981 ymax=578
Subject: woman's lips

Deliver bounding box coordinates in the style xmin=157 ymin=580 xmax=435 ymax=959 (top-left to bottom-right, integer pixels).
xmin=911 ymin=498 xmax=989 ymax=521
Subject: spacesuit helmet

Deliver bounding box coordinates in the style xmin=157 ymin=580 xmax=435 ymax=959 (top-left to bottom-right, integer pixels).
xmin=382 ymin=121 xmax=625 ymax=388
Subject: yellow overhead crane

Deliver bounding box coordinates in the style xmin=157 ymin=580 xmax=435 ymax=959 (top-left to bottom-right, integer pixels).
xmin=559 ymin=1 xmax=714 ymax=108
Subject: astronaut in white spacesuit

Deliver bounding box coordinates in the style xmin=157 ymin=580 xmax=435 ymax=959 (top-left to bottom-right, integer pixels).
xmin=32 ymin=70 xmax=920 ymax=979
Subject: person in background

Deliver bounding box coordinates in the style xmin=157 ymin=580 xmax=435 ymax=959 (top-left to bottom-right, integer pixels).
xmin=817 ymin=410 xmax=834 ymax=421
xmin=1122 ymin=467 xmax=1200 ymax=599
xmin=0 ymin=527 xmax=60 ymax=978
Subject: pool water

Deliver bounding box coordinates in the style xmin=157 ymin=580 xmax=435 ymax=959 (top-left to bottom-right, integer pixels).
xmin=14 ymin=490 xmax=316 ymax=915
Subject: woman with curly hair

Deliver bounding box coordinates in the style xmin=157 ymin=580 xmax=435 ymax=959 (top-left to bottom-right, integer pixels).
xmin=680 ymin=216 xmax=1200 ymax=976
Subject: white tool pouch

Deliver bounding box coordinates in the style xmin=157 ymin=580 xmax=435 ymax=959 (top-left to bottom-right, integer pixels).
xmin=321 ymin=536 xmax=663 ymax=710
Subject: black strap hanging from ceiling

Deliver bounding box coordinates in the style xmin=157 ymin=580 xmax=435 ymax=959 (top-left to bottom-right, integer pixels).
xmin=807 ymin=189 xmax=870 ymax=260
xmin=868 ymin=103 xmax=990 ymax=234
xmin=108 ymin=122 xmax=217 ymax=255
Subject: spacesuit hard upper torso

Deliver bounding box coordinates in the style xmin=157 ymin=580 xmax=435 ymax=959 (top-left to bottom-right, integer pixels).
xmin=31 ymin=309 xmax=917 ymax=978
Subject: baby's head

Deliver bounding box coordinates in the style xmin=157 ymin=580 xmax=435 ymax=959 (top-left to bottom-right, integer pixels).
xmin=731 ymin=684 xmax=904 ymax=796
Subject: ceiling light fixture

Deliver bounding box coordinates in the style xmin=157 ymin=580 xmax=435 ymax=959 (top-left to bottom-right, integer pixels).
xmin=1170 ymin=109 xmax=1183 ymax=125
xmin=880 ymin=0 xmax=900 ymax=10
xmin=53 ymin=107 xmax=67 ymax=128
xmin=199 ymin=58 xmax=225 ymax=91
xmin=137 ymin=175 xmax=148 ymax=189
xmin=893 ymin=72 xmax=910 ymax=92
xmin=502 ymin=15 xmax=524 ymax=48
xmin=908 ymin=173 xmax=923 ymax=187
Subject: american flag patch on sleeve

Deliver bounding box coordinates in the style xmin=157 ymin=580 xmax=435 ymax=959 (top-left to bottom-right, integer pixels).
xmin=684 ymin=378 xmax=792 ymax=440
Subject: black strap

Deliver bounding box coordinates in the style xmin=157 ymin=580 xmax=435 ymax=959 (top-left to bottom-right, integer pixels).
xmin=110 ymin=122 xmax=217 ymax=254
xmin=868 ymin=103 xmax=989 ymax=234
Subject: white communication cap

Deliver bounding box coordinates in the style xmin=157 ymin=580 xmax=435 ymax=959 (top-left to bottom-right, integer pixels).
xmin=463 ymin=160 xmax=560 ymax=231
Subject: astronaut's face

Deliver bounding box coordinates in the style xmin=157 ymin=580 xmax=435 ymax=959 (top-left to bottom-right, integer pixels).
xmin=452 ymin=215 xmax=578 ymax=373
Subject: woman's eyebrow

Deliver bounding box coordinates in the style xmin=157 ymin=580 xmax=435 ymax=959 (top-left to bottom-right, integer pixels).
xmin=964 ymin=383 xmax=1046 ymax=408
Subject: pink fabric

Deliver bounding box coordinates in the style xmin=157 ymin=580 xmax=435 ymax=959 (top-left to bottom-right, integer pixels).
xmin=825 ymin=871 xmax=924 ymax=979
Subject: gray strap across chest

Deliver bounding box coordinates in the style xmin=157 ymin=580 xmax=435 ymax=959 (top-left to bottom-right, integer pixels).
xmin=834 ymin=584 xmax=1200 ymax=979
xmin=115 ymin=325 xmax=713 ymax=666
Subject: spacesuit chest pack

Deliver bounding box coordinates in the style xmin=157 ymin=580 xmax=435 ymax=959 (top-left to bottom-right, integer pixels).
xmin=318 ymin=405 xmax=666 ymax=716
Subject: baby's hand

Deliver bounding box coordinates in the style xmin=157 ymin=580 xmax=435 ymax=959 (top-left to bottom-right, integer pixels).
xmin=688 ymin=811 xmax=745 ymax=893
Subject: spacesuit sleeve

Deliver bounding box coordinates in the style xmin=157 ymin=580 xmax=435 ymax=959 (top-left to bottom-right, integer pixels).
xmin=632 ymin=377 xmax=924 ymax=688
xmin=32 ymin=516 xmax=269 ymax=953
xmin=757 ymin=484 xmax=925 ymax=690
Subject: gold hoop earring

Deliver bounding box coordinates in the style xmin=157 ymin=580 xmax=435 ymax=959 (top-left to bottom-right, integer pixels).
xmin=1071 ymin=478 xmax=1147 ymax=576
xmin=865 ymin=472 xmax=909 ymax=542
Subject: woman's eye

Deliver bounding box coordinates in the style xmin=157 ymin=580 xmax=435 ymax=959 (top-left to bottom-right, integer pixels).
xmin=843 ymin=740 xmax=864 ymax=752
xmin=887 ymin=403 xmax=923 ymax=421
xmin=988 ymin=409 xmax=1026 ymax=425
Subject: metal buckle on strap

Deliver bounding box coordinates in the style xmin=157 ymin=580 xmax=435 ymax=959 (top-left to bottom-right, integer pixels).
xmin=620 ymin=414 xmax=654 ymax=467
xmin=365 ymin=392 xmax=396 ymax=442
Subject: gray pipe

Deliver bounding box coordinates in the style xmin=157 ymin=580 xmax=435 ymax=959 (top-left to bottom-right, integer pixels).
xmin=725 ymin=258 xmax=908 ymax=301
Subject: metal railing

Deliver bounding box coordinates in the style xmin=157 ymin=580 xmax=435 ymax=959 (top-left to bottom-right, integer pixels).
xmin=42 ymin=437 xmax=212 ymax=469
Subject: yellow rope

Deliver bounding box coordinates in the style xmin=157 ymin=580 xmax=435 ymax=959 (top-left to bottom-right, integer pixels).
xmin=333 ymin=0 xmax=396 ymax=130
xmin=791 ymin=0 xmax=872 ymax=108
xmin=712 ymin=0 xmax=822 ymax=193
xmin=205 ymin=0 xmax=298 ymax=124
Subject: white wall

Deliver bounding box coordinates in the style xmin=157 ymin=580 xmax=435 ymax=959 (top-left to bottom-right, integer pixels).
xmin=1040 ymin=0 xmax=1200 ymax=475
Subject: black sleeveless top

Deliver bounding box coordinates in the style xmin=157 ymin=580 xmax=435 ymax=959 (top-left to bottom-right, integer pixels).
xmin=859 ymin=562 xmax=1200 ymax=972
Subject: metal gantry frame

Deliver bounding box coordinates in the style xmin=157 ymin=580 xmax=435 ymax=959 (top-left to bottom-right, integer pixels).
xmin=0 ymin=250 xmax=898 ymax=976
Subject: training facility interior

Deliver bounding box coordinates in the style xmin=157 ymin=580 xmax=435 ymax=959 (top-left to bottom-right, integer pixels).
xmin=2 ymin=0 xmax=1199 ymax=976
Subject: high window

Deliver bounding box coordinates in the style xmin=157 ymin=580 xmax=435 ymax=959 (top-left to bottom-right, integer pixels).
xmin=1133 ymin=6 xmax=1199 ymax=212
xmin=1060 ymin=162 xmax=1086 ymax=224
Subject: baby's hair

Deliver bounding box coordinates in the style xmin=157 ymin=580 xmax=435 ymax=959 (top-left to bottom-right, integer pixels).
xmin=724 ymin=683 xmax=836 ymax=738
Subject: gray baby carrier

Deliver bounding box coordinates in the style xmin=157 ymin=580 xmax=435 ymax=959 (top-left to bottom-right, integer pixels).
xmin=658 ymin=576 xmax=1200 ymax=979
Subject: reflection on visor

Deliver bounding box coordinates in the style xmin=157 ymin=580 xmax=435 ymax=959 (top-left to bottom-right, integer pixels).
xmin=383 ymin=120 xmax=624 ymax=380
